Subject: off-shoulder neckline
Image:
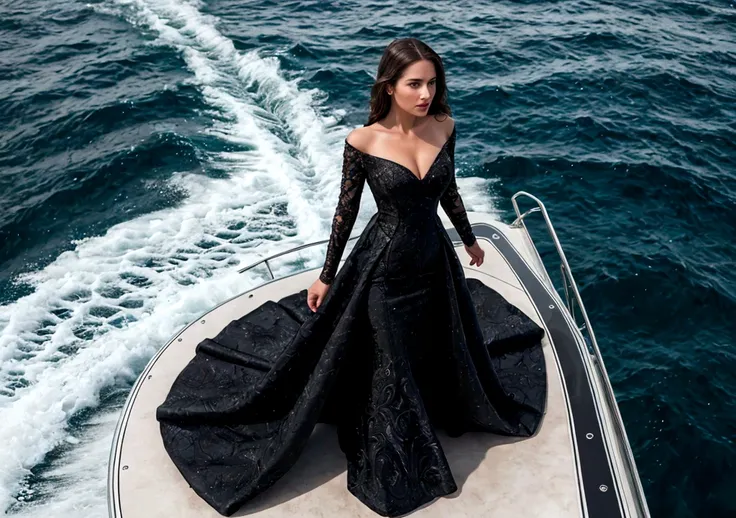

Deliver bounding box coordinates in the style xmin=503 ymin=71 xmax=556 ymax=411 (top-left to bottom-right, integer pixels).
xmin=344 ymin=124 xmax=455 ymax=182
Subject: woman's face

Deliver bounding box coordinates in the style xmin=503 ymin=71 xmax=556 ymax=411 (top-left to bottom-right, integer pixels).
xmin=388 ymin=59 xmax=437 ymax=116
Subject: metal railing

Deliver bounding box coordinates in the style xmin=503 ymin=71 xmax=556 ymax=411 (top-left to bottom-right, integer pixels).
xmin=237 ymin=236 xmax=360 ymax=277
xmin=510 ymin=191 xmax=651 ymax=518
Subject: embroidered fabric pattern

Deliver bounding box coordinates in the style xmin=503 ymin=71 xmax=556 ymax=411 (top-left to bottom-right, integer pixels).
xmin=156 ymin=122 xmax=547 ymax=518
xmin=319 ymin=124 xmax=476 ymax=284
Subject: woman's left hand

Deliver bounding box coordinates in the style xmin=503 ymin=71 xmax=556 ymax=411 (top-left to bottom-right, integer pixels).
xmin=465 ymin=240 xmax=484 ymax=267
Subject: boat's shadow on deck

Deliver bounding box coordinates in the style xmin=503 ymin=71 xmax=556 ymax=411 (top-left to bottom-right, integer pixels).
xmin=234 ymin=423 xmax=524 ymax=516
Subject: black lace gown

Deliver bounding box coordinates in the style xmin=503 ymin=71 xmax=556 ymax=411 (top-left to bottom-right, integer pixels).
xmin=156 ymin=124 xmax=547 ymax=517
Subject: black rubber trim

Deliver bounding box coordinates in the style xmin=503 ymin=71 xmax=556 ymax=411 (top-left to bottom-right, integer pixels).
xmin=447 ymin=222 xmax=625 ymax=518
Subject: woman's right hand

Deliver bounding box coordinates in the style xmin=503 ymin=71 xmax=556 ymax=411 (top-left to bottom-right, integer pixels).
xmin=307 ymin=278 xmax=330 ymax=312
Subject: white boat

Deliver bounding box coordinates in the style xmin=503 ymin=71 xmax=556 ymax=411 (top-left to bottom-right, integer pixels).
xmin=107 ymin=191 xmax=651 ymax=518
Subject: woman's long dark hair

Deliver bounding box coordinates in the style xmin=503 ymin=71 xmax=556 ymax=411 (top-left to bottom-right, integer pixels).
xmin=365 ymin=38 xmax=452 ymax=127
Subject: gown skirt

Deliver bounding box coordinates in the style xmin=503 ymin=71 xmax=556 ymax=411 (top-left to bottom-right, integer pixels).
xmin=155 ymin=125 xmax=547 ymax=517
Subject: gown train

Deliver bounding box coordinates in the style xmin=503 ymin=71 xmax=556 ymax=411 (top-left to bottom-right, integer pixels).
xmin=156 ymin=122 xmax=547 ymax=516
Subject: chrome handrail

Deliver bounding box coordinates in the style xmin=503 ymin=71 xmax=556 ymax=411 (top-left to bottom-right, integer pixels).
xmin=511 ymin=191 xmax=651 ymax=518
xmin=237 ymin=236 xmax=360 ymax=277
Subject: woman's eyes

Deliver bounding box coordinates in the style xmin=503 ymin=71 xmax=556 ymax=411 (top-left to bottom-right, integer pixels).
xmin=410 ymin=81 xmax=436 ymax=87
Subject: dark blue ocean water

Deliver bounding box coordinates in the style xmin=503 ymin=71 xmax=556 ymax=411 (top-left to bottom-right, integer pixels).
xmin=1 ymin=0 xmax=734 ymax=516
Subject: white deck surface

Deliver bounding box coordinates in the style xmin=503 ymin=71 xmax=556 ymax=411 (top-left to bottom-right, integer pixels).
xmin=109 ymin=218 xmax=581 ymax=518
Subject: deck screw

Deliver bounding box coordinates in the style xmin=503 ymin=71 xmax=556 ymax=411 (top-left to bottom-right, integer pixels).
xmin=201 ymin=319 xmax=205 ymax=324
xmin=492 ymin=233 xmax=500 ymax=240
xmin=178 ymin=338 xmax=182 ymax=342
xmin=122 ymin=465 xmax=129 ymax=471
xmin=549 ymin=304 xmax=555 ymax=309
xmin=586 ymin=433 xmax=594 ymax=439
xmin=599 ymin=485 xmax=608 ymax=492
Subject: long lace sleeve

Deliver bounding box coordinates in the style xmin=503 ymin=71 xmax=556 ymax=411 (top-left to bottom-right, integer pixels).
xmin=439 ymin=128 xmax=477 ymax=247
xmin=318 ymin=141 xmax=367 ymax=284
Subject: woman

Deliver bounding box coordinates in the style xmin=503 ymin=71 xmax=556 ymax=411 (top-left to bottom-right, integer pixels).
xmin=156 ymin=38 xmax=546 ymax=517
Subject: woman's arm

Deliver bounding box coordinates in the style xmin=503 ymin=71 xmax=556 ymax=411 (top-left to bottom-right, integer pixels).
xmin=439 ymin=126 xmax=477 ymax=247
xmin=318 ymin=138 xmax=367 ymax=284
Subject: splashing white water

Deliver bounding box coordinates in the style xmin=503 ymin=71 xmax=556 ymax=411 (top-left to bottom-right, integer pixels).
xmin=0 ymin=0 xmax=355 ymax=512
xmin=1 ymin=0 xmax=495 ymax=514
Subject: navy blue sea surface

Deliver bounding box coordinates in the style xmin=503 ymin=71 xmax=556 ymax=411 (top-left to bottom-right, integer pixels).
xmin=0 ymin=0 xmax=734 ymax=516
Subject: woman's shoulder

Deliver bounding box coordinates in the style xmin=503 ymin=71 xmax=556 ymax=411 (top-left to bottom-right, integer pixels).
xmin=437 ymin=115 xmax=455 ymax=139
xmin=346 ymin=115 xmax=454 ymax=152
xmin=345 ymin=127 xmax=373 ymax=155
